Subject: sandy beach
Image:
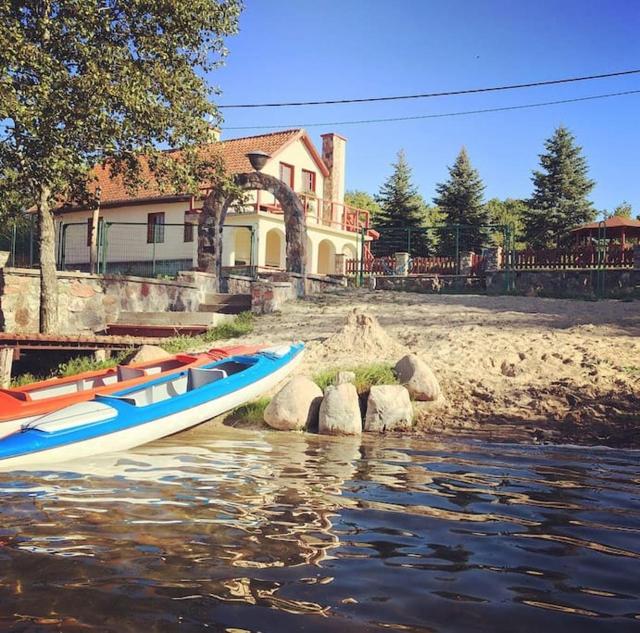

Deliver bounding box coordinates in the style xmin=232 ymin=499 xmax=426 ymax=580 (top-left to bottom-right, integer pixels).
xmin=224 ymin=289 xmax=640 ymax=446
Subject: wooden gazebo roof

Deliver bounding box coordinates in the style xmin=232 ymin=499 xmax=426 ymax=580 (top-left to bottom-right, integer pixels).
xmin=571 ymin=216 xmax=640 ymax=235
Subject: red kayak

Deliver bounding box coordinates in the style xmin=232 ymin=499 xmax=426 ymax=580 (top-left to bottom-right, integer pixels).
xmin=0 ymin=345 xmax=261 ymax=437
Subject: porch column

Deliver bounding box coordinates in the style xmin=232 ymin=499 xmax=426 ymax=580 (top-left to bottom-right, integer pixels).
xmin=334 ymin=253 xmax=347 ymax=276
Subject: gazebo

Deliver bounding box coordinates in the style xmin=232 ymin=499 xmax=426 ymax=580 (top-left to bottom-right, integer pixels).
xmin=571 ymin=216 xmax=640 ymax=248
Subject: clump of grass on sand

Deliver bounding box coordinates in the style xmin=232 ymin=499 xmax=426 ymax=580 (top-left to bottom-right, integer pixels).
xmin=56 ymin=350 xmax=131 ymax=377
xmin=163 ymin=312 xmax=254 ymax=354
xmin=227 ymin=397 xmax=271 ymax=427
xmin=313 ymin=363 xmax=398 ymax=394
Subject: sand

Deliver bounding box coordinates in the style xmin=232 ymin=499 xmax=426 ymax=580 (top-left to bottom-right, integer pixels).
xmin=226 ymin=288 xmax=640 ymax=446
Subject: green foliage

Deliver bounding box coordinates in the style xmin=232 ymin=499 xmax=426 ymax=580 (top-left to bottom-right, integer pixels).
xmin=163 ymin=312 xmax=254 ymax=353
xmin=55 ymin=350 xmax=131 ymax=378
xmin=313 ymin=363 xmax=398 ymax=394
xmin=229 ymin=397 xmax=270 ymax=426
xmin=9 ymin=372 xmax=38 ymax=388
xmin=525 ymin=126 xmax=596 ymax=247
xmin=374 ymin=150 xmax=437 ymax=256
xmin=345 ymin=190 xmax=381 ymax=222
xmin=433 ymin=147 xmax=490 ymax=254
xmin=609 ymin=201 xmax=633 ymax=218
xmin=485 ymin=198 xmax=528 ymax=247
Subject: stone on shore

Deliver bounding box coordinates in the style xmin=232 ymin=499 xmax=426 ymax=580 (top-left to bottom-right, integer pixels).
xmin=364 ymin=385 xmax=413 ymax=432
xmin=394 ymin=354 xmax=441 ymax=401
xmin=335 ymin=370 xmax=356 ymax=385
xmin=318 ymin=383 xmax=362 ymax=436
xmin=125 ymin=345 xmax=172 ymax=364
xmin=263 ymin=377 xmax=323 ymax=431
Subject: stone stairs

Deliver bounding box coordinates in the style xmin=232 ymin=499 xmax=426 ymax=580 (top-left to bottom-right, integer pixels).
xmin=198 ymin=293 xmax=252 ymax=315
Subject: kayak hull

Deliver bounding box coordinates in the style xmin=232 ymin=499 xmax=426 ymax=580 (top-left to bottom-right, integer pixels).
xmin=0 ymin=345 xmax=303 ymax=468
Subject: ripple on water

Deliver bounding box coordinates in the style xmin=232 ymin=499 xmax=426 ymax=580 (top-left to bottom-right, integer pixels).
xmin=0 ymin=428 xmax=639 ymax=632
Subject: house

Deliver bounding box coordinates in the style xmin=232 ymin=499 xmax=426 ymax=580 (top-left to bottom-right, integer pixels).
xmin=54 ymin=129 xmax=373 ymax=277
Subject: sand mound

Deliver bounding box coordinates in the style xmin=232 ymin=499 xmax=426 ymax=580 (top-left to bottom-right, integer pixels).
xmin=312 ymin=308 xmax=408 ymax=363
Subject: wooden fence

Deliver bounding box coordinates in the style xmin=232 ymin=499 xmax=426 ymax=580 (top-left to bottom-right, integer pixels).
xmin=506 ymin=246 xmax=633 ymax=270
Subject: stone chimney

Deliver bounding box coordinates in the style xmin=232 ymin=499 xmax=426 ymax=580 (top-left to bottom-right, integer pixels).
xmin=321 ymin=133 xmax=346 ymax=203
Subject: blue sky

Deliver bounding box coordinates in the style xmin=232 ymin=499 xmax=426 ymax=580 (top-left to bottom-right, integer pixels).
xmin=214 ymin=0 xmax=640 ymax=214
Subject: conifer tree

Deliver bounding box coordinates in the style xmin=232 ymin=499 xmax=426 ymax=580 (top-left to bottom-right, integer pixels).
xmin=525 ymin=126 xmax=595 ymax=247
xmin=433 ymin=148 xmax=489 ymax=254
xmin=373 ymin=150 xmax=436 ymax=256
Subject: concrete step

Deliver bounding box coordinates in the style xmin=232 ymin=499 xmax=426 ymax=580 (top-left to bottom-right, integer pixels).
xmin=199 ymin=293 xmax=252 ymax=314
xmin=113 ymin=312 xmax=235 ymax=327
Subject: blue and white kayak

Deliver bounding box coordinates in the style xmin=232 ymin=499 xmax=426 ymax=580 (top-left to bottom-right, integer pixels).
xmin=0 ymin=343 xmax=303 ymax=468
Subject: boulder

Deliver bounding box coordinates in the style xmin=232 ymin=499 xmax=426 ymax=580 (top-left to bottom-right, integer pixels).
xmin=318 ymin=383 xmax=362 ymax=436
xmin=335 ymin=370 xmax=356 ymax=385
xmin=394 ymin=354 xmax=441 ymax=401
xmin=364 ymin=385 xmax=413 ymax=432
xmin=125 ymin=345 xmax=172 ymax=365
xmin=263 ymin=376 xmax=323 ymax=431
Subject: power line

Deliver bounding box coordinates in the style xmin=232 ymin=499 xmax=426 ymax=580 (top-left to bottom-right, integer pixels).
xmin=221 ymin=89 xmax=640 ymax=131
xmin=219 ymin=69 xmax=640 ymax=109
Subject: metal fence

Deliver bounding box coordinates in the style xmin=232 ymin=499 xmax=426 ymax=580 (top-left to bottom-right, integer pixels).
xmin=57 ymin=221 xmax=256 ymax=278
xmin=0 ymin=215 xmax=37 ymax=268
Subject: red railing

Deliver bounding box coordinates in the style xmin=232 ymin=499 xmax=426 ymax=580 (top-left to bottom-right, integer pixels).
xmin=346 ymin=255 xmax=465 ymax=276
xmin=507 ymin=246 xmax=633 ymax=270
xmin=409 ymin=256 xmax=457 ymax=274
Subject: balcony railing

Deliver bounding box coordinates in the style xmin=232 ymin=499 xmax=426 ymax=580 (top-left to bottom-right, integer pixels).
xmin=227 ymin=190 xmax=370 ymax=234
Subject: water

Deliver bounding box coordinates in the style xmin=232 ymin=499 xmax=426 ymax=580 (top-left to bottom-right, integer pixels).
xmin=0 ymin=426 xmax=638 ymax=632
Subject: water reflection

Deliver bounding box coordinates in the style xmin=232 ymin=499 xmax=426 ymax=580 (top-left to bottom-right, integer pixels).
xmin=0 ymin=426 xmax=638 ymax=632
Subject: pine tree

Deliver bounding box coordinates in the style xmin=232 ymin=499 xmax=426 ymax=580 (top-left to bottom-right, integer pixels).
xmin=525 ymin=126 xmax=595 ymax=247
xmin=373 ymin=150 xmax=436 ymax=256
xmin=433 ymin=148 xmax=489 ymax=254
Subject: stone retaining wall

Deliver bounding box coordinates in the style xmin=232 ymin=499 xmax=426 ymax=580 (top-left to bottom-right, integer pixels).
xmin=486 ymin=269 xmax=640 ymax=298
xmin=0 ymin=268 xmax=213 ymax=333
xmin=373 ymin=274 xmax=485 ymax=294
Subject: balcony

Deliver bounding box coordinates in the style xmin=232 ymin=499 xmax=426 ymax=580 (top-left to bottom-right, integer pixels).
xmin=227 ymin=190 xmax=371 ymax=234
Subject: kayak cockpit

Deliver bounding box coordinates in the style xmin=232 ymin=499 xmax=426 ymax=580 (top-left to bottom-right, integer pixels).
xmin=97 ymin=358 xmax=256 ymax=408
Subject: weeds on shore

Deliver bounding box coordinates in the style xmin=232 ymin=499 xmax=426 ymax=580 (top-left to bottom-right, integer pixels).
xmin=227 ymin=397 xmax=270 ymax=427
xmin=10 ymin=312 xmax=255 ymax=387
xmin=313 ymin=363 xmax=398 ymax=394
xmin=163 ymin=312 xmax=254 ymax=353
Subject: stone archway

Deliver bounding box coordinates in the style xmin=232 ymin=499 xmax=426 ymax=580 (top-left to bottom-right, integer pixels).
xmin=198 ymin=172 xmax=307 ymax=291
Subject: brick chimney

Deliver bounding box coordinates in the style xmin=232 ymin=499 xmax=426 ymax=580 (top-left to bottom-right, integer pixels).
xmin=321 ymin=133 xmax=346 ymax=203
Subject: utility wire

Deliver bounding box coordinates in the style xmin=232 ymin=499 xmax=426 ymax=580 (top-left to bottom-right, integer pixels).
xmin=219 ymin=69 xmax=640 ymax=109
xmin=221 ymin=89 xmax=640 ymax=131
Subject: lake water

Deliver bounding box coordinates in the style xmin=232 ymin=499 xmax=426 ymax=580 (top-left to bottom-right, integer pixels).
xmin=0 ymin=426 xmax=638 ymax=632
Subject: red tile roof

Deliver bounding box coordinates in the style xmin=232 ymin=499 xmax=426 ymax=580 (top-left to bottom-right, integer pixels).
xmin=85 ymin=129 xmax=327 ymax=208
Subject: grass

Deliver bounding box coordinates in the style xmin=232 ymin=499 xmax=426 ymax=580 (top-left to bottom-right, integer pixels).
xmin=622 ymin=366 xmax=640 ymax=377
xmin=163 ymin=312 xmax=254 ymax=354
xmin=227 ymin=397 xmax=271 ymax=427
xmin=9 ymin=312 xmax=255 ymax=387
xmin=313 ymin=363 xmax=398 ymax=394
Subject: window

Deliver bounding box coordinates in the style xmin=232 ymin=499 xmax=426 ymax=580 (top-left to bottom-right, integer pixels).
xmin=86 ymin=217 xmax=103 ymax=246
xmin=301 ymin=169 xmax=316 ymax=194
xmin=147 ymin=212 xmax=165 ymax=243
xmin=184 ymin=212 xmax=195 ymax=243
xmin=279 ymin=162 xmax=294 ymax=188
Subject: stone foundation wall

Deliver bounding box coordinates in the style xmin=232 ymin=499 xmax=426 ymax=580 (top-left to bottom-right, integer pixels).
xmin=486 ymin=269 xmax=640 ymax=298
xmin=373 ymin=274 xmax=485 ymax=294
xmin=0 ymin=268 xmax=212 ymax=333
xmin=223 ymin=274 xmax=254 ymax=295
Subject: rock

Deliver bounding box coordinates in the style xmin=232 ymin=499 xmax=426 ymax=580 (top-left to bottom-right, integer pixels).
xmin=318 ymin=383 xmax=362 ymax=436
xmin=394 ymin=354 xmax=441 ymax=401
xmin=335 ymin=371 xmax=356 ymax=385
xmin=124 ymin=345 xmax=172 ymax=365
xmin=263 ymin=377 xmax=323 ymax=431
xmin=364 ymin=385 xmax=413 ymax=432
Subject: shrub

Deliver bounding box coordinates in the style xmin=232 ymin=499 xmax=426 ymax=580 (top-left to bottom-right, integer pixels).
xmin=313 ymin=363 xmax=398 ymax=394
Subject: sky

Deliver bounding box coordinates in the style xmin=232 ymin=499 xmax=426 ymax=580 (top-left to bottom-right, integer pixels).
xmin=213 ymin=0 xmax=640 ymax=214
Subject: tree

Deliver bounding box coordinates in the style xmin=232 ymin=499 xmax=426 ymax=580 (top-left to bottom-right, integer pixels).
xmin=609 ymin=201 xmax=633 ymax=218
xmin=373 ymin=150 xmax=436 ymax=256
xmin=525 ymin=126 xmax=595 ymax=247
xmin=433 ymin=147 xmax=489 ymax=254
xmin=485 ymin=197 xmax=528 ymax=247
xmin=344 ymin=190 xmax=381 ymax=223
xmin=0 ymin=0 xmax=241 ymax=332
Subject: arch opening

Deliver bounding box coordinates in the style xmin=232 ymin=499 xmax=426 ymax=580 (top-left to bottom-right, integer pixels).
xmin=317 ymin=239 xmax=336 ymax=275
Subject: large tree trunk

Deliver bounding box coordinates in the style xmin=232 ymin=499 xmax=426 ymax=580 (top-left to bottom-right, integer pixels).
xmin=37 ymin=185 xmax=58 ymax=334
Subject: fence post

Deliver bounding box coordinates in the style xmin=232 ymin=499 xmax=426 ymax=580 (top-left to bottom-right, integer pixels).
xmin=633 ymin=244 xmax=640 ymax=270
xmin=0 ymin=348 xmax=12 ymax=388
xmin=394 ymin=252 xmax=410 ymax=276
xmin=596 ymin=220 xmax=606 ymax=299
xmin=459 ymin=251 xmax=474 ymax=275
